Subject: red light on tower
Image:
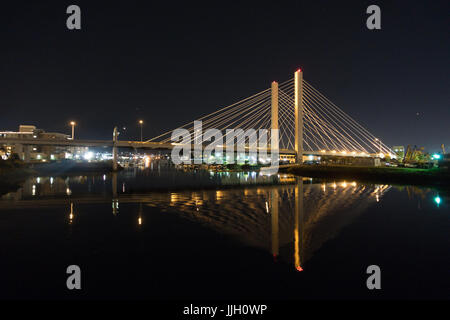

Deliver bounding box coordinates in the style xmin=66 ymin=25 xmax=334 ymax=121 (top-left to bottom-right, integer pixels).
xmin=297 ymin=68 xmax=302 ymax=73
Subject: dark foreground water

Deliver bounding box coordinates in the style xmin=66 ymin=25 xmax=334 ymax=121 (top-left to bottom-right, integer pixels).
xmin=0 ymin=168 xmax=448 ymax=300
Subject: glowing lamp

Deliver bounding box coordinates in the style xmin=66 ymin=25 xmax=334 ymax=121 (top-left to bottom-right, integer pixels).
xmin=434 ymin=196 xmax=441 ymax=206
xmin=432 ymin=154 xmax=441 ymax=160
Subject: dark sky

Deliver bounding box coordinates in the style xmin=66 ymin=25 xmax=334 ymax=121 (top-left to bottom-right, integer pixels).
xmin=0 ymin=1 xmax=448 ymax=151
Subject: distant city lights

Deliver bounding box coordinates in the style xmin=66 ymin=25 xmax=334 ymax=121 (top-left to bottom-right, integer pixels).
xmin=432 ymin=154 xmax=441 ymax=160
xmin=83 ymin=151 xmax=94 ymax=160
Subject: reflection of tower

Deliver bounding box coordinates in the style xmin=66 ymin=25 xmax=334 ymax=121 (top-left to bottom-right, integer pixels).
xmin=112 ymin=172 xmax=119 ymax=215
xmin=69 ymin=202 xmax=74 ymax=224
xmin=294 ymin=177 xmax=304 ymax=271
xmin=271 ymin=188 xmax=279 ymax=259
xmin=138 ymin=202 xmax=143 ymax=226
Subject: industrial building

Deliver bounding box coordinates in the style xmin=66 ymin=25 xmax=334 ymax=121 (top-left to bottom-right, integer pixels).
xmin=0 ymin=125 xmax=87 ymax=162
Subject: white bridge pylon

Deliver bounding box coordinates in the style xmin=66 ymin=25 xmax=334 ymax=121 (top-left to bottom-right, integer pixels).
xmin=147 ymin=70 xmax=395 ymax=160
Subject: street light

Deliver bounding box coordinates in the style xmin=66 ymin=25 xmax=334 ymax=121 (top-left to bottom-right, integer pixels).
xmin=138 ymin=120 xmax=144 ymax=142
xmin=70 ymin=121 xmax=76 ymax=140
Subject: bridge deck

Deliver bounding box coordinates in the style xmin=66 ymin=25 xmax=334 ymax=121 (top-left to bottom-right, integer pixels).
xmin=0 ymin=137 xmax=376 ymax=157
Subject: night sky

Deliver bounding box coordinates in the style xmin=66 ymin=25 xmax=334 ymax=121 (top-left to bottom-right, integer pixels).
xmin=1 ymin=1 xmax=448 ymax=151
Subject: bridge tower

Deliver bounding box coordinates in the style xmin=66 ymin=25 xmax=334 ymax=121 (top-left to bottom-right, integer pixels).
xmin=112 ymin=126 xmax=118 ymax=171
xmin=294 ymin=69 xmax=304 ymax=163
xmin=271 ymin=81 xmax=279 ymax=132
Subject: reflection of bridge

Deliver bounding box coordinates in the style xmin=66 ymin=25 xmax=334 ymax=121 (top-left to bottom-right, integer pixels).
xmin=1 ymin=70 xmax=394 ymax=164
xmin=158 ymin=179 xmax=391 ymax=271
xmin=0 ymin=173 xmax=391 ymax=271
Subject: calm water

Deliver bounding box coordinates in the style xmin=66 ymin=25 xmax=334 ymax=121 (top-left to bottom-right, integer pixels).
xmin=0 ymin=168 xmax=448 ymax=300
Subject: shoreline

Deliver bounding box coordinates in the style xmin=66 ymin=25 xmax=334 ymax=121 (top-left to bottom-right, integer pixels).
xmin=282 ymin=165 xmax=450 ymax=189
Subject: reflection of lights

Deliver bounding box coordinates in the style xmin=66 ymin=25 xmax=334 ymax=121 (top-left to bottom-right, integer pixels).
xmin=112 ymin=199 xmax=119 ymax=215
xmin=434 ymin=196 xmax=441 ymax=207
xmin=36 ymin=177 xmax=41 ymax=184
xmin=376 ymin=194 xmax=379 ymax=202
xmin=322 ymin=184 xmax=326 ymax=192
xmin=103 ymin=174 xmax=106 ymax=181
xmin=66 ymin=188 xmax=72 ymax=196
xmin=32 ymin=185 xmax=36 ymax=196
xmin=69 ymin=203 xmax=74 ymax=223
xmin=265 ymin=201 xmax=269 ymax=214
xmin=144 ymin=156 xmax=151 ymax=168
xmin=296 ymin=266 xmax=303 ymax=272
xmin=170 ymin=193 xmax=180 ymax=204
xmin=138 ymin=217 xmax=142 ymax=225
xmin=50 ymin=177 xmax=54 ymax=185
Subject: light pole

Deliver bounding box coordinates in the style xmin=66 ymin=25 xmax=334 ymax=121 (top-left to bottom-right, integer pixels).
xmin=70 ymin=121 xmax=76 ymax=140
xmin=138 ymin=120 xmax=144 ymax=142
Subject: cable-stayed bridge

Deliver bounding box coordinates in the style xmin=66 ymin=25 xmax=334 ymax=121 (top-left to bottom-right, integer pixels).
xmin=0 ymin=70 xmax=394 ymax=164
xmin=145 ymin=69 xmax=394 ymax=162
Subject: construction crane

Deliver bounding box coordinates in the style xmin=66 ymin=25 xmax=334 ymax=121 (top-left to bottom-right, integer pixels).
xmin=402 ymin=145 xmax=433 ymax=168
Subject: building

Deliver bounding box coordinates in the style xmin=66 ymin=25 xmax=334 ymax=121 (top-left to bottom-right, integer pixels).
xmin=0 ymin=125 xmax=87 ymax=162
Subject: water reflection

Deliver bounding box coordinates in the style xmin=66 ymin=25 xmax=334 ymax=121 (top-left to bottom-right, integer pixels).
xmin=146 ymin=179 xmax=392 ymax=270
xmin=1 ymin=169 xmax=446 ymax=271
xmin=294 ymin=179 xmax=304 ymax=271
xmin=112 ymin=172 xmax=119 ymax=215
xmin=69 ymin=202 xmax=74 ymax=224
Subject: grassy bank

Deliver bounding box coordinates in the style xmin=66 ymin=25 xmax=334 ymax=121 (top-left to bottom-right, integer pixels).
xmin=0 ymin=158 xmax=34 ymax=196
xmin=283 ymin=165 xmax=450 ymax=187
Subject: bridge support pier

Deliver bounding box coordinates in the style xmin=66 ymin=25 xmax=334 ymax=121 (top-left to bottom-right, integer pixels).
xmin=112 ymin=127 xmax=118 ymax=171
xmin=15 ymin=144 xmax=31 ymax=163
xmin=14 ymin=144 xmax=23 ymax=161
xmin=23 ymin=145 xmax=31 ymax=163
xmin=294 ymin=69 xmax=304 ymax=164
